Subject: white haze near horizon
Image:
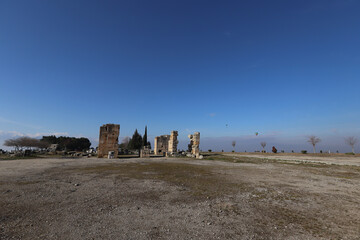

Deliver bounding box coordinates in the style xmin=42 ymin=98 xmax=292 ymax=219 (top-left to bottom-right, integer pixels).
xmin=192 ymin=136 xmax=355 ymax=153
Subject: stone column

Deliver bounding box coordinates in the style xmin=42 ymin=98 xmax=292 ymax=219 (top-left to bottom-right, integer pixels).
xmin=192 ymin=132 xmax=200 ymax=156
xmin=188 ymin=132 xmax=200 ymax=157
xmin=154 ymin=137 xmax=159 ymax=155
xmin=168 ymin=131 xmax=178 ymax=154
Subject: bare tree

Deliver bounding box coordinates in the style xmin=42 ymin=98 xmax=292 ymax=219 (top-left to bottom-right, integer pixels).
xmin=307 ymin=136 xmax=321 ymax=153
xmin=260 ymin=142 xmax=266 ymax=152
xmin=345 ymin=137 xmax=358 ymax=154
xmin=20 ymin=137 xmax=38 ymax=149
xmin=4 ymin=137 xmax=46 ymax=152
xmin=4 ymin=139 xmax=20 ymax=152
xmin=122 ymin=136 xmax=130 ymax=144
xmin=119 ymin=136 xmax=130 ymax=149
xmin=232 ymin=141 xmax=236 ymax=152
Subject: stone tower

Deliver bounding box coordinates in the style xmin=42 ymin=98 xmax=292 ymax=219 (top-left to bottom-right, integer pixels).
xmin=98 ymin=124 xmax=120 ymax=158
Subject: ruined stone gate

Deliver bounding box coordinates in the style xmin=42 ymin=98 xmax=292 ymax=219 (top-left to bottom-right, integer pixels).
xmin=154 ymin=131 xmax=178 ymax=156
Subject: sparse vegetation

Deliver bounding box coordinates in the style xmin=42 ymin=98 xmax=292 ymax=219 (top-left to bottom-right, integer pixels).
xmin=272 ymin=146 xmax=277 ymax=153
xmin=345 ymin=152 xmax=355 ymax=155
xmin=345 ymin=136 xmax=358 ymax=154
xmin=307 ymin=135 xmax=321 ymax=153
xmin=79 ymin=162 xmax=243 ymax=199
xmin=260 ymin=142 xmax=266 ymax=152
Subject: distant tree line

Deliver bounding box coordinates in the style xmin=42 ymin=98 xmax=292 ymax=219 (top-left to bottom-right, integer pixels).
xmin=4 ymin=135 xmax=91 ymax=152
xmin=41 ymin=135 xmax=91 ymax=151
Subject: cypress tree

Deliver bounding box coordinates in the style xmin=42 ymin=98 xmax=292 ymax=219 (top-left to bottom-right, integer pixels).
xmin=128 ymin=129 xmax=142 ymax=150
xmin=143 ymin=126 xmax=148 ymax=147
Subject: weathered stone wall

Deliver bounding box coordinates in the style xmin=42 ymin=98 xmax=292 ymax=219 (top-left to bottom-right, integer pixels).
xmin=140 ymin=146 xmax=151 ymax=158
xmin=188 ymin=132 xmax=200 ymax=156
xmin=154 ymin=135 xmax=170 ymax=156
xmin=98 ymin=124 xmax=120 ymax=158
xmin=168 ymin=131 xmax=178 ymax=154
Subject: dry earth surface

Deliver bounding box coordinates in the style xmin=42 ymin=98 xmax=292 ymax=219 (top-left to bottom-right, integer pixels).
xmin=1 ymin=153 xmax=360 ymax=239
xmin=224 ymin=152 xmax=360 ymax=166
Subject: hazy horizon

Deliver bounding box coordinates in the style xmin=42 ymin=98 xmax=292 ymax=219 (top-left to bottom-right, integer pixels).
xmin=0 ymin=127 xmax=357 ymax=153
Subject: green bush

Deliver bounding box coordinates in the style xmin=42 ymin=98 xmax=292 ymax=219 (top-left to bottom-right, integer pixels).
xmin=301 ymin=150 xmax=307 ymax=154
xmin=345 ymin=152 xmax=355 ymax=155
xmin=208 ymin=149 xmax=212 ymax=152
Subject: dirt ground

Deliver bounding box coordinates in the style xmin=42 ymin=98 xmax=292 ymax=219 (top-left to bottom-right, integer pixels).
xmin=224 ymin=152 xmax=360 ymax=166
xmin=1 ymin=154 xmax=360 ymax=239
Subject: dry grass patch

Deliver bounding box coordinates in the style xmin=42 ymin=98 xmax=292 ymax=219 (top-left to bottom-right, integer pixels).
xmin=77 ymin=162 xmax=245 ymax=199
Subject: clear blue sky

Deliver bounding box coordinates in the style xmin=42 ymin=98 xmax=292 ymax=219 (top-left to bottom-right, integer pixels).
xmin=1 ymin=0 xmax=359 ymax=152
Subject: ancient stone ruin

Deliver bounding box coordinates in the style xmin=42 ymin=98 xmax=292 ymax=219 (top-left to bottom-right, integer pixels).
xmin=188 ymin=132 xmax=200 ymax=157
xmin=98 ymin=124 xmax=120 ymax=158
xmin=140 ymin=146 xmax=151 ymax=158
xmin=97 ymin=124 xmax=197 ymax=158
xmin=168 ymin=131 xmax=178 ymax=154
xmin=154 ymin=135 xmax=169 ymax=156
xmin=154 ymin=131 xmax=178 ymax=156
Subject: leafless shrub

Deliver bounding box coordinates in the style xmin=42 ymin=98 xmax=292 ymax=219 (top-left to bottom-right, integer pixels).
xmin=345 ymin=136 xmax=358 ymax=154
xmin=260 ymin=142 xmax=266 ymax=152
xmin=307 ymin=136 xmax=321 ymax=153
xmin=119 ymin=136 xmax=131 ymax=149
xmin=232 ymin=141 xmax=236 ymax=151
